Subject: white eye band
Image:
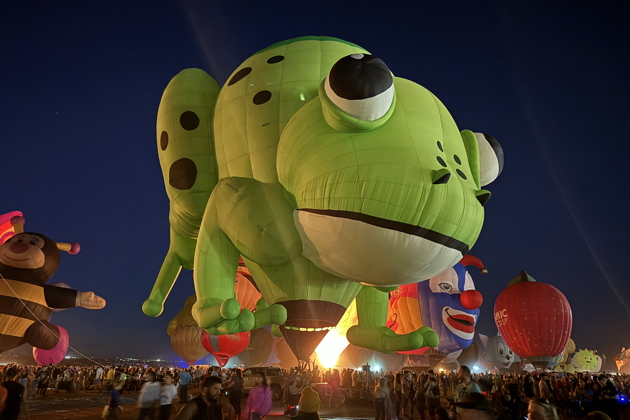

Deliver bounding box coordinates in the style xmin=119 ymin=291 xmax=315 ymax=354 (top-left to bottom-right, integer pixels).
xmin=325 ymin=76 xmax=394 ymax=122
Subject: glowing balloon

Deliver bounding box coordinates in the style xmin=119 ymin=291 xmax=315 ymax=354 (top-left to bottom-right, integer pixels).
xmin=479 ymin=333 xmax=521 ymax=372
xmin=494 ymin=271 xmax=572 ymax=367
xmin=201 ymin=331 xmax=250 ymax=367
xmin=315 ymin=300 xmax=357 ymax=368
xmin=571 ymin=349 xmax=603 ymax=373
xmin=552 ymin=363 xmax=577 ymax=374
xmin=235 ymin=259 xmax=262 ymax=311
xmin=274 ymin=337 xmax=299 ymax=370
xmin=33 ymin=326 xmax=69 ymax=365
xmin=0 ymin=227 xmax=105 ymax=355
xmin=388 ymin=256 xmax=486 ymax=355
xmin=0 ymin=211 xmax=23 ymax=244
xmin=167 ymin=295 xmax=209 ymax=366
xmin=338 ymin=345 xmax=374 ymax=369
xmin=237 ymin=327 xmax=274 ymax=367
xmin=142 ymin=36 xmax=504 ymax=361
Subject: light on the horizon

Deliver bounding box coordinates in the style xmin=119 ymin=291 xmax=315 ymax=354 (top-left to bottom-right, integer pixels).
xmin=314 ymin=301 xmax=357 ymax=368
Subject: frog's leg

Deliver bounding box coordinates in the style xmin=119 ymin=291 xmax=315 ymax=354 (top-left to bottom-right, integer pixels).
xmin=347 ymin=286 xmax=439 ymax=353
xmin=143 ymin=69 xmax=221 ymax=317
xmin=193 ymin=177 xmax=290 ymax=333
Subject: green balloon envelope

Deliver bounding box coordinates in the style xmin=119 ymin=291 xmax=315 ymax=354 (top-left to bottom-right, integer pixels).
xmin=143 ymin=36 xmax=504 ymax=361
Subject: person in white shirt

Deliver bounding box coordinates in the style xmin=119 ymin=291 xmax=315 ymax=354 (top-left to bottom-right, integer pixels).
xmin=138 ymin=372 xmax=161 ymax=420
xmin=160 ymin=374 xmax=178 ymax=420
xmin=95 ymin=367 xmax=104 ymax=392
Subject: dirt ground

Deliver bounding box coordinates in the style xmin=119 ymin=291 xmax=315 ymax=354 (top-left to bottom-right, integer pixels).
xmin=32 ymin=405 xmax=153 ymax=420
xmin=27 ymin=388 xmax=190 ymax=419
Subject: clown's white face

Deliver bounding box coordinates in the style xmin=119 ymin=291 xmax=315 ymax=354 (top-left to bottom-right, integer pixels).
xmin=417 ymin=263 xmax=482 ymax=352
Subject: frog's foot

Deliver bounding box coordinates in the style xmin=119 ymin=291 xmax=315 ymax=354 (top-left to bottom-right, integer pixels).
xmin=142 ymin=298 xmax=164 ymax=317
xmin=193 ymin=298 xmax=255 ymax=334
xmin=347 ymin=325 xmax=439 ymax=353
xmin=252 ymin=304 xmax=288 ymax=330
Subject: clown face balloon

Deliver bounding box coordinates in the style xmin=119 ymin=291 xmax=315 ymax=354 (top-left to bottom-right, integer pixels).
xmin=388 ymin=256 xmax=485 ymax=354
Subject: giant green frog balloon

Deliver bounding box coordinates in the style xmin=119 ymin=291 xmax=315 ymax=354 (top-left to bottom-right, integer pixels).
xmin=143 ymin=36 xmax=504 ymax=360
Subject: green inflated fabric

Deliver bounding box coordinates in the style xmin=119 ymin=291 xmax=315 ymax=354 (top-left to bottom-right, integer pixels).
xmin=144 ymin=36 xmax=502 ymax=359
xmin=143 ymin=68 xmax=220 ymax=317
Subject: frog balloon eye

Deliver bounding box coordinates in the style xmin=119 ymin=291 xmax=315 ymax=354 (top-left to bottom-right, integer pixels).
xmin=475 ymin=133 xmax=504 ymax=186
xmin=325 ymin=53 xmax=394 ymax=122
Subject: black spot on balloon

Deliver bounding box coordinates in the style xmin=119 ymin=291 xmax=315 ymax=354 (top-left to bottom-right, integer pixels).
xmin=436 ymin=157 xmax=447 ymax=168
xmin=437 ymin=141 xmax=443 ymax=152
xmin=228 ymin=67 xmax=252 ymax=86
xmin=454 ymin=155 xmax=462 ymax=165
xmin=169 ymin=158 xmax=197 ymax=190
xmin=267 ymin=55 xmax=285 ymax=64
xmin=160 ymin=131 xmax=168 ymax=151
xmin=456 ymin=169 xmax=467 ymax=180
xmin=253 ymin=90 xmax=272 ymax=105
xmin=180 ymin=111 xmax=199 ymax=131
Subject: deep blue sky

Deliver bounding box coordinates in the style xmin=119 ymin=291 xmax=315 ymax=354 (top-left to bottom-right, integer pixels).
xmin=1 ymin=1 xmax=628 ymax=364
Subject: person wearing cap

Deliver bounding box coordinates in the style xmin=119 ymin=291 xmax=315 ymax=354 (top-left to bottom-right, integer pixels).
xmin=294 ymin=386 xmax=321 ymax=420
xmin=174 ymin=376 xmax=234 ymax=420
xmin=453 ymin=392 xmax=495 ymax=420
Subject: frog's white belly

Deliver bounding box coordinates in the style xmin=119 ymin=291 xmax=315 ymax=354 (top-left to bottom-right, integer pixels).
xmin=293 ymin=210 xmax=463 ymax=287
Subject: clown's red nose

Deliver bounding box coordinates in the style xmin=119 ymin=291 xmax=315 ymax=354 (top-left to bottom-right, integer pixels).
xmin=460 ymin=290 xmax=483 ymax=310
xmin=10 ymin=242 xmax=29 ymax=254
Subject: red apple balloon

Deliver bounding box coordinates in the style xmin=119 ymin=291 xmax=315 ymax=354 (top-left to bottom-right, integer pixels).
xmin=494 ymin=271 xmax=572 ymax=367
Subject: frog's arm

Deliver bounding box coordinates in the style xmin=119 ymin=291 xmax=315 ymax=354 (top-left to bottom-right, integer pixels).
xmin=193 ymin=177 xmax=290 ymax=334
xmin=142 ymin=68 xmax=221 ymax=317
xmin=142 ymin=220 xmax=197 ymax=317
xmin=347 ymin=286 xmax=439 ymax=353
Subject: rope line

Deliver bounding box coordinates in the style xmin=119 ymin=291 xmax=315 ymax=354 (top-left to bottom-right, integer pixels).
xmin=0 ymin=272 xmax=129 ymax=377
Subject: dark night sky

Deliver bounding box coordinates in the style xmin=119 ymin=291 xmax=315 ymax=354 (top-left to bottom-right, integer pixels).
xmin=1 ymin=1 xmax=629 ymax=364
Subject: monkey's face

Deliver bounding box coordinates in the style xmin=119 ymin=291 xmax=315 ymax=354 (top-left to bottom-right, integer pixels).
xmin=0 ymin=234 xmax=46 ymax=269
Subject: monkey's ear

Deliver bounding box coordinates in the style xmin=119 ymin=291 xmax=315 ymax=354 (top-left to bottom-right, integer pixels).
xmin=56 ymin=242 xmax=81 ymax=255
xmin=10 ymin=215 xmax=25 ymax=234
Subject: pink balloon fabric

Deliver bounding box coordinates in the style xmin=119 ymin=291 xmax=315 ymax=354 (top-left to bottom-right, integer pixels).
xmin=33 ymin=326 xmax=69 ymax=365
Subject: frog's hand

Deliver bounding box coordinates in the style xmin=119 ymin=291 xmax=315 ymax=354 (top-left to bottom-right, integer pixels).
xmin=347 ymin=325 xmax=438 ymax=353
xmin=142 ymin=226 xmax=197 ymax=317
xmin=347 ymin=285 xmax=439 ymax=353
xmin=192 ymin=190 xmax=252 ymax=334
xmin=252 ymin=298 xmax=287 ymax=330
xmin=271 ymin=324 xmax=283 ymax=338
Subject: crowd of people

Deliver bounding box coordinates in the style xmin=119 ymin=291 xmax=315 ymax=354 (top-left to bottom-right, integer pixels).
xmin=366 ymin=365 xmax=630 ymax=420
xmin=0 ymin=363 xmax=324 ymax=420
xmin=0 ymin=362 xmax=629 ymax=420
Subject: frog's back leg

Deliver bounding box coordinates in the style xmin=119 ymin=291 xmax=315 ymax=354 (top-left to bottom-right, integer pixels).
xmin=143 ymin=68 xmax=221 ymax=317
